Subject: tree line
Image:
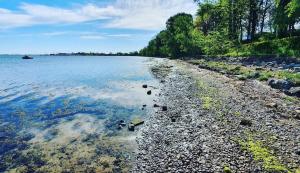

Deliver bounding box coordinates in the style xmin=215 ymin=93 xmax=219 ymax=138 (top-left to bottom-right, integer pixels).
xmin=140 ymin=0 xmax=300 ymax=58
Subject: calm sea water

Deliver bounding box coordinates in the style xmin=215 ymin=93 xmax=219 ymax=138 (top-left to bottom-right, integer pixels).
xmin=0 ymin=55 xmax=159 ymax=172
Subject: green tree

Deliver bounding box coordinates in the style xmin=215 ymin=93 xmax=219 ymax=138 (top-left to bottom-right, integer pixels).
xmin=166 ymin=13 xmax=195 ymax=58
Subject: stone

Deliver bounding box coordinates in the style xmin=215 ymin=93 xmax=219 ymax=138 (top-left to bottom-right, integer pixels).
xmin=162 ymin=106 xmax=168 ymax=111
xmin=266 ymin=102 xmax=278 ymax=108
xmin=171 ymin=118 xmax=176 ymax=122
xmin=285 ymin=87 xmax=300 ymax=97
xmin=22 ymin=55 xmax=33 ymax=59
xmin=130 ymin=118 xmax=144 ymax=126
xmin=240 ymin=119 xmax=252 ymax=126
xmin=119 ymin=120 xmax=126 ymax=127
xmin=267 ymin=78 xmax=292 ymax=90
xmin=293 ymin=67 xmax=300 ymax=72
xmin=142 ymin=84 xmax=148 ymax=88
xmin=147 ymin=90 xmax=152 ymax=95
xmin=154 ymin=104 xmax=160 ymax=107
xmin=128 ymin=124 xmax=135 ymax=131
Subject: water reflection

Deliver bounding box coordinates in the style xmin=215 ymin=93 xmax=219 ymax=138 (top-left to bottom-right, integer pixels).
xmin=0 ymin=56 xmax=159 ymax=172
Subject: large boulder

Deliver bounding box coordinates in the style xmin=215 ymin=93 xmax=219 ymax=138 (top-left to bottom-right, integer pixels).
xmin=267 ymin=78 xmax=292 ymax=90
xmin=285 ymin=87 xmax=300 ymax=97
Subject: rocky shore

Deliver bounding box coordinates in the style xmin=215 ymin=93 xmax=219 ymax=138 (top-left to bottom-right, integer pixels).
xmin=132 ymin=59 xmax=300 ymax=172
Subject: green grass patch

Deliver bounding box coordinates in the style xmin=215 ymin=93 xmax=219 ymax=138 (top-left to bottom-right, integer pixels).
xmin=227 ymin=36 xmax=300 ymax=58
xmin=201 ymin=96 xmax=213 ymax=110
xmin=239 ymin=138 xmax=290 ymax=172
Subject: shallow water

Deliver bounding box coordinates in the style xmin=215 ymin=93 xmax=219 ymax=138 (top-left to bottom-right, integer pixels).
xmin=0 ymin=55 xmax=159 ymax=172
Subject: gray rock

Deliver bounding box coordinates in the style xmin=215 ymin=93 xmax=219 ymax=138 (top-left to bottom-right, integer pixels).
xmin=154 ymin=104 xmax=160 ymax=108
xmin=162 ymin=106 xmax=167 ymax=111
xmin=128 ymin=123 xmax=135 ymax=131
xmin=267 ymin=78 xmax=292 ymax=90
xmin=293 ymin=67 xmax=300 ymax=72
xmin=285 ymin=87 xmax=300 ymax=97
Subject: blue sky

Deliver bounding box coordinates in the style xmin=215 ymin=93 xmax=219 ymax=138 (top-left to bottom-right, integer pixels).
xmin=0 ymin=0 xmax=197 ymax=54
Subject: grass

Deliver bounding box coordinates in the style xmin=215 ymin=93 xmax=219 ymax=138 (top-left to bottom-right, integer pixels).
xmin=189 ymin=59 xmax=300 ymax=86
xmin=227 ymin=36 xmax=300 ymax=58
xmin=223 ymin=166 xmax=232 ymax=173
xmin=239 ymin=138 xmax=290 ymax=173
xmin=201 ymin=96 xmax=213 ymax=110
xmin=196 ymin=79 xmax=222 ymax=111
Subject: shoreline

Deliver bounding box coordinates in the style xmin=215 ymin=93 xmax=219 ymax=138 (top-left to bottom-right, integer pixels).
xmin=133 ymin=59 xmax=300 ymax=172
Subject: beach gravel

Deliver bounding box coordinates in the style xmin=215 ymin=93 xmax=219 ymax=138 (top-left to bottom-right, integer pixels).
xmin=132 ymin=59 xmax=300 ymax=173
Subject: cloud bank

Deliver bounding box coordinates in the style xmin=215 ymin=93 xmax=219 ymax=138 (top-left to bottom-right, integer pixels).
xmin=0 ymin=0 xmax=197 ymax=30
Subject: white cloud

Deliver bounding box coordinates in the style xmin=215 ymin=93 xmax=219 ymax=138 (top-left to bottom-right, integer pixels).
xmin=105 ymin=0 xmax=197 ymax=30
xmin=0 ymin=0 xmax=197 ymax=30
xmin=80 ymin=34 xmax=105 ymax=40
xmin=107 ymin=34 xmax=132 ymax=37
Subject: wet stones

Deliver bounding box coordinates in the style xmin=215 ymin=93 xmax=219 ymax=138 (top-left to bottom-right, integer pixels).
xmin=240 ymin=119 xmax=252 ymax=126
xmin=147 ymin=90 xmax=152 ymax=95
xmin=142 ymin=84 xmax=148 ymax=88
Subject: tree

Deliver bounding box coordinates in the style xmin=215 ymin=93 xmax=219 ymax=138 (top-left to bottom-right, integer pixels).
xmin=166 ymin=13 xmax=195 ymax=58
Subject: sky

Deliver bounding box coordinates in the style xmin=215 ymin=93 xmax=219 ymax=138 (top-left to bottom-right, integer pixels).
xmin=0 ymin=0 xmax=198 ymax=54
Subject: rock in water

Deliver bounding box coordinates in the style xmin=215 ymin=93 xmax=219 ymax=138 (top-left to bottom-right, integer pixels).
xmin=142 ymin=84 xmax=148 ymax=88
xmin=22 ymin=55 xmax=33 ymax=60
xmin=130 ymin=118 xmax=144 ymax=126
xmin=147 ymin=90 xmax=152 ymax=95
xmin=267 ymin=78 xmax=292 ymax=90
xmin=128 ymin=124 xmax=135 ymax=131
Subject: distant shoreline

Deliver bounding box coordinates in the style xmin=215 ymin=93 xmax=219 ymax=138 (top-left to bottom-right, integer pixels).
xmin=0 ymin=52 xmax=139 ymax=57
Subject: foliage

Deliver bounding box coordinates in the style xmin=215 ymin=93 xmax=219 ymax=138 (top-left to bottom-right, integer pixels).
xmin=140 ymin=13 xmax=202 ymax=58
xmin=202 ymin=31 xmax=233 ymax=55
xmin=228 ymin=36 xmax=300 ymax=57
xmin=140 ymin=0 xmax=300 ymax=58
